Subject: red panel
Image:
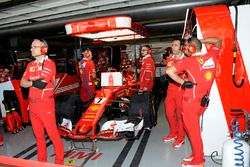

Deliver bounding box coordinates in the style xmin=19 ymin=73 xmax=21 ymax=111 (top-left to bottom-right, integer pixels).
xmin=0 ymin=155 xmax=73 ymax=167
xmin=11 ymin=80 xmax=29 ymax=123
xmin=66 ymin=16 xmax=131 ymax=35
xmin=54 ymin=73 xmax=80 ymax=96
xmin=194 ymin=5 xmax=250 ymax=131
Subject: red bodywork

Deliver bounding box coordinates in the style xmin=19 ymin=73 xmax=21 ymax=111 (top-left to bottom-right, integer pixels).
xmin=194 ymin=5 xmax=250 ymax=131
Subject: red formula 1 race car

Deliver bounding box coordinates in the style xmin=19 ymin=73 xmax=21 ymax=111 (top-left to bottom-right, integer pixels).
xmin=57 ymin=72 xmax=144 ymax=141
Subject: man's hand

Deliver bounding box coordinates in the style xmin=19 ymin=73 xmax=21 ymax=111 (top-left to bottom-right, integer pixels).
xmin=182 ymin=81 xmax=196 ymax=88
xmin=32 ymin=78 xmax=47 ymax=89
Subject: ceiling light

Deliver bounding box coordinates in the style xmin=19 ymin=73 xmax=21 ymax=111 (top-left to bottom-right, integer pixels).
xmin=65 ymin=16 xmax=146 ymax=42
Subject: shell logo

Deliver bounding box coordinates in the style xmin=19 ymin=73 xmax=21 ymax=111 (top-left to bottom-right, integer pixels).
xmin=90 ymin=105 xmax=100 ymax=111
xmin=205 ymin=71 xmax=213 ymax=80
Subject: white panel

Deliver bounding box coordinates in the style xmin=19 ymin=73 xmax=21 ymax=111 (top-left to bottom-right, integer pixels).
xmin=201 ymin=82 xmax=230 ymax=156
xmin=65 ymin=24 xmax=72 ymax=35
xmin=115 ymin=17 xmax=131 ymax=28
xmin=101 ymin=72 xmax=123 ymax=86
xmin=229 ymin=5 xmax=250 ymax=81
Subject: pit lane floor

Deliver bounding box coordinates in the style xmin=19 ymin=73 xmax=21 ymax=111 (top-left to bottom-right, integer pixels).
xmin=0 ymin=99 xmax=221 ymax=167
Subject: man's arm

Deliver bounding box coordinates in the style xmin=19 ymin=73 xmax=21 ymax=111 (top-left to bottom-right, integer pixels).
xmin=166 ymin=66 xmax=195 ymax=88
xmin=200 ymin=37 xmax=222 ymax=47
xmin=20 ymin=78 xmax=32 ymax=88
xmin=165 ymin=66 xmax=185 ymax=85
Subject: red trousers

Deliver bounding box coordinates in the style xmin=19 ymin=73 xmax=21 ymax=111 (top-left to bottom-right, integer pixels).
xmin=182 ymin=97 xmax=205 ymax=164
xmin=29 ymin=98 xmax=64 ymax=164
xmin=165 ymin=89 xmax=185 ymax=140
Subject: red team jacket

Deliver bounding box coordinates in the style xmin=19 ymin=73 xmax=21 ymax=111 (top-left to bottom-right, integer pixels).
xmin=139 ymin=55 xmax=155 ymax=91
xmin=22 ymin=56 xmax=55 ymax=99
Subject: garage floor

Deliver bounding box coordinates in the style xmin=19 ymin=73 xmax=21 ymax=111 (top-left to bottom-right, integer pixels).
xmin=0 ymin=99 xmax=221 ymax=167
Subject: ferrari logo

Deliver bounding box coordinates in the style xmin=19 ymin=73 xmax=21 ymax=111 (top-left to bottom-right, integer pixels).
xmin=198 ymin=58 xmax=204 ymax=64
xmin=125 ymin=89 xmax=129 ymax=96
xmin=30 ymin=66 xmax=35 ymax=72
xmin=205 ymin=71 xmax=213 ymax=80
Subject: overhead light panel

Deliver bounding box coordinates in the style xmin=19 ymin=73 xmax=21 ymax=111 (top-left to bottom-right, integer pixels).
xmin=65 ymin=16 xmax=146 ymax=42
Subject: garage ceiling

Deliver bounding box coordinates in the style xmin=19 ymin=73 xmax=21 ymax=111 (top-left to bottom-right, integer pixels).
xmin=0 ymin=0 xmax=234 ymax=47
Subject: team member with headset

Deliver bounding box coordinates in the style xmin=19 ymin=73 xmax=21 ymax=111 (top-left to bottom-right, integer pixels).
xmin=137 ymin=45 xmax=156 ymax=130
xmin=163 ymin=39 xmax=186 ymax=148
xmin=166 ymin=37 xmax=222 ymax=166
xmin=77 ymin=49 xmax=96 ymax=102
xmin=20 ymin=39 xmax=64 ymax=164
xmin=139 ymin=45 xmax=155 ymax=92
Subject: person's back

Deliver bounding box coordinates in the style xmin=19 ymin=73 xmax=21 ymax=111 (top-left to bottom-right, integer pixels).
xmin=78 ymin=49 xmax=96 ymax=102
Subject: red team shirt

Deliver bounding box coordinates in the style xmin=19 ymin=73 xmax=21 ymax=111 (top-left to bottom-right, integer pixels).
xmin=174 ymin=45 xmax=220 ymax=99
xmin=22 ymin=56 xmax=55 ymax=99
xmin=139 ymin=55 xmax=155 ymax=91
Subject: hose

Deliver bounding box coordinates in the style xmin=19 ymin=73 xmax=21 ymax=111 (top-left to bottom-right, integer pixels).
xmin=232 ymin=5 xmax=244 ymax=88
xmin=210 ymin=151 xmax=222 ymax=165
xmin=230 ymin=117 xmax=245 ymax=166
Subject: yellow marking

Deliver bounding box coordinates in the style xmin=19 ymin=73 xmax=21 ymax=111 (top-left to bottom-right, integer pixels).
xmin=90 ymin=105 xmax=99 ymax=111
xmin=125 ymin=89 xmax=129 ymax=96
xmin=65 ymin=159 xmax=76 ymax=166
xmin=198 ymin=58 xmax=204 ymax=64
xmin=30 ymin=66 xmax=35 ymax=72
xmin=205 ymin=71 xmax=213 ymax=80
xmin=84 ymin=115 xmax=95 ymax=119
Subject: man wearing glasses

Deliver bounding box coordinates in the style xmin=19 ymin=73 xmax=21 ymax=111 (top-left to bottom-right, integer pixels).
xmin=20 ymin=39 xmax=64 ymax=165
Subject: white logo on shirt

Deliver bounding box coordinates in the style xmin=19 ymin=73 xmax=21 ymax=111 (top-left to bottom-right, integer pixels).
xmin=202 ymin=58 xmax=215 ymax=69
xmin=81 ymin=62 xmax=86 ymax=68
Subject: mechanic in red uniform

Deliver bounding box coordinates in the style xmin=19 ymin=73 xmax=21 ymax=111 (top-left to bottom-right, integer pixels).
xmin=163 ymin=39 xmax=186 ymax=148
xmin=20 ymin=39 xmax=64 ymax=165
xmin=166 ymin=37 xmax=221 ymax=167
xmin=77 ymin=49 xmax=96 ymax=102
xmin=139 ymin=45 xmax=155 ymax=91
